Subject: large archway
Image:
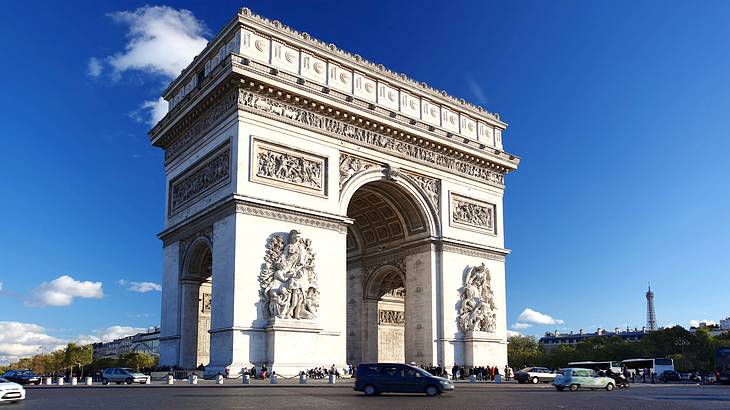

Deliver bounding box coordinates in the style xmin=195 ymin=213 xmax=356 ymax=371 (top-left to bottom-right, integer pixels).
xmin=179 ymin=239 xmax=213 ymax=369
xmin=344 ymin=178 xmax=434 ymax=365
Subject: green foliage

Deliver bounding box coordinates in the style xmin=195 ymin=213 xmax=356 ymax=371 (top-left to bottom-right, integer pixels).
xmin=528 ymin=327 xmax=730 ymax=371
xmin=507 ymin=335 xmax=543 ymax=368
xmin=119 ymin=352 xmax=157 ymax=370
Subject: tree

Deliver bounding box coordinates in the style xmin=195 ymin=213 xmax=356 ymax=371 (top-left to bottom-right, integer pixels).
xmin=119 ymin=352 xmax=157 ymax=371
xmin=63 ymin=343 xmax=93 ymax=378
xmin=508 ymin=335 xmax=542 ymax=368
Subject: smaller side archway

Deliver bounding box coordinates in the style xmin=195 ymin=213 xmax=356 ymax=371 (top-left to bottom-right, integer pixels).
xmin=362 ymin=265 xmax=406 ymax=363
xmin=179 ymin=238 xmax=213 ymax=369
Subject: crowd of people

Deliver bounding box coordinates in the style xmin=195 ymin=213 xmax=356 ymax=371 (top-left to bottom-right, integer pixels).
xmin=302 ymin=364 xmax=351 ymax=379
xmin=421 ymin=364 xmax=513 ymax=381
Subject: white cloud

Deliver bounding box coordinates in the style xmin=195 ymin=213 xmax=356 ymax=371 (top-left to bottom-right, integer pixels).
xmin=689 ymin=319 xmax=717 ymax=328
xmin=90 ymin=5 xmax=207 ymax=126
xmin=506 ymin=330 xmax=522 ymax=338
xmin=0 ymin=322 xmax=66 ymax=365
xmin=139 ymin=97 xmax=168 ymax=126
xmin=512 ymin=323 xmax=531 ymax=330
xmin=87 ymin=57 xmax=102 ymax=77
xmin=76 ymin=326 xmax=147 ymax=345
xmin=465 ymin=76 xmax=488 ymax=106
xmin=517 ymin=308 xmax=565 ymax=325
xmin=105 ymin=5 xmax=208 ymax=79
xmin=27 ymin=275 xmax=104 ymax=307
xmin=117 ymin=279 xmax=161 ymax=293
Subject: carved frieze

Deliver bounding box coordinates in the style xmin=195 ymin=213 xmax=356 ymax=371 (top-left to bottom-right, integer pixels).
xmin=402 ymin=171 xmax=440 ymax=212
xmin=378 ymin=309 xmax=405 ymax=325
xmin=259 ymin=230 xmax=320 ymax=320
xmin=458 ymin=263 xmax=497 ymax=333
xmin=450 ymin=193 xmax=496 ymax=234
xmin=169 ymin=143 xmax=231 ymax=215
xmin=238 ymin=90 xmax=505 ymax=187
xmin=339 ymin=153 xmax=378 ymax=190
xmin=165 ymin=89 xmax=238 ymax=164
xmin=252 ymin=139 xmax=326 ymax=196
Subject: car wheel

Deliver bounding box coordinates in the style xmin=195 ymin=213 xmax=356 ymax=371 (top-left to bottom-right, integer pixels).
xmin=363 ymin=385 xmax=377 ymax=396
xmin=425 ymin=385 xmax=439 ymax=397
xmin=605 ymin=383 xmax=614 ymax=391
xmin=532 ymin=377 xmax=539 ymax=384
xmin=102 ymin=378 xmax=108 ymax=385
xmin=126 ymin=378 xmax=133 ymax=385
xmin=569 ymin=384 xmax=579 ymax=392
xmin=555 ymin=386 xmax=565 ymax=391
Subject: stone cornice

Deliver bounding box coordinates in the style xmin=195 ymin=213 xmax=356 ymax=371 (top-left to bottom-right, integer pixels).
xmin=154 ymin=8 xmax=519 ymax=157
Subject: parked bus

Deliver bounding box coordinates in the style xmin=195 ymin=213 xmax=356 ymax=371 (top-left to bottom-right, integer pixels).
xmin=716 ymin=347 xmax=730 ymax=385
xmin=621 ymin=358 xmax=674 ymax=374
xmin=567 ymin=361 xmax=622 ymax=374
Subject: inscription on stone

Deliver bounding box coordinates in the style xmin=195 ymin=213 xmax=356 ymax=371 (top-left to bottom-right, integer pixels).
xmin=169 ymin=144 xmax=231 ymax=215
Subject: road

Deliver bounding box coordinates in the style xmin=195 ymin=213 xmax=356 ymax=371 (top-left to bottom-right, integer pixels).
xmin=12 ymin=380 xmax=730 ymax=409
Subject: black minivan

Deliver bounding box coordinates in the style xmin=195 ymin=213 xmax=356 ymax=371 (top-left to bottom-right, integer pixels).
xmin=354 ymin=363 xmax=454 ymax=396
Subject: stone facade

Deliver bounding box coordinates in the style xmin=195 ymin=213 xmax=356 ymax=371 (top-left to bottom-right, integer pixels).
xmin=150 ymin=8 xmax=519 ymax=376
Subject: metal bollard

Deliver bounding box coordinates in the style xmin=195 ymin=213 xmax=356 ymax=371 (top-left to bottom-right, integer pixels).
xmin=242 ymin=374 xmax=250 ymax=384
xmin=328 ymin=374 xmax=336 ymax=384
xmin=71 ymin=377 xmax=77 ymax=385
xmin=46 ymin=377 xmax=53 ymax=385
xmin=216 ymin=374 xmax=224 ymax=385
xmin=270 ymin=374 xmax=278 ymax=384
xmin=299 ymin=373 xmax=307 ymax=384
xmin=167 ymin=374 xmax=174 ymax=385
xmin=188 ymin=374 xmax=198 ymax=385
xmin=469 ymin=375 xmax=476 ymax=383
xmin=85 ymin=377 xmax=93 ymax=385
xmin=145 ymin=376 xmax=151 ymax=385
xmin=57 ymin=378 xmax=64 ymax=386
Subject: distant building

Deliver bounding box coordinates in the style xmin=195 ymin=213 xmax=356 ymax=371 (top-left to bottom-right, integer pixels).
xmin=540 ymin=327 xmax=650 ymax=352
xmin=689 ymin=317 xmax=730 ymax=337
xmin=92 ymin=327 xmax=160 ymax=360
xmin=646 ymin=285 xmax=657 ymax=331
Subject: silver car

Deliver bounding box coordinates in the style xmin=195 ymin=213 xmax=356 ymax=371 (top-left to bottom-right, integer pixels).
xmin=553 ymin=368 xmax=615 ymax=391
xmin=102 ymin=368 xmax=147 ymax=385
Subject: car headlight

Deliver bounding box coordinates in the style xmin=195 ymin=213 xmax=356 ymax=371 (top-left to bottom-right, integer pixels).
xmin=440 ymin=380 xmax=450 ymax=385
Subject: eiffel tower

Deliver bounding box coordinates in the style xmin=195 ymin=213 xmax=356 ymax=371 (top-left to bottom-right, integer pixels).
xmin=646 ymin=284 xmax=657 ymax=331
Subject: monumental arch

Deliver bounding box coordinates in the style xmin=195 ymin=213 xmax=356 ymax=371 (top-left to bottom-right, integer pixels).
xmin=150 ymin=8 xmax=520 ymax=376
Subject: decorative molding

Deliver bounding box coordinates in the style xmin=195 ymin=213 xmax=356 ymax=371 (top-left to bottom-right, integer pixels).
xmin=458 ymin=263 xmax=497 ymax=333
xmin=201 ymin=292 xmax=212 ymax=313
xmin=164 ymin=88 xmax=238 ymax=164
xmin=440 ymin=243 xmax=505 ymax=262
xmin=251 ymin=139 xmax=327 ymax=196
xmin=450 ymin=193 xmax=496 ymax=235
xmin=378 ymin=309 xmax=405 ymax=325
xmin=259 ymin=230 xmax=320 ymax=320
xmin=339 ymin=153 xmax=378 ymax=190
xmin=235 ymin=201 xmax=348 ymax=233
xmin=401 ymin=171 xmax=440 ymax=213
xmin=169 ymin=142 xmax=231 ymax=216
xmin=363 ymin=256 xmax=406 ymax=287
xmin=238 ymin=90 xmax=505 ymax=187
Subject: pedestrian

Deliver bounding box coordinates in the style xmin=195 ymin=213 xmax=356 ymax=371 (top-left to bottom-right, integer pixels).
xmin=452 ymin=364 xmax=458 ymax=381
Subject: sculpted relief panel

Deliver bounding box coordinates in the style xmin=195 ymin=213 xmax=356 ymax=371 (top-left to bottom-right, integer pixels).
xmin=169 ymin=143 xmax=231 ymax=215
xmin=252 ymin=139 xmax=326 ymax=196
xmin=378 ymin=309 xmax=406 ymax=325
xmin=458 ymin=263 xmax=497 ymax=333
xmin=259 ymin=230 xmax=320 ymax=320
xmin=339 ymin=153 xmax=378 ymax=190
xmin=450 ymin=193 xmax=496 ymax=235
xmin=238 ymin=90 xmax=505 ymax=187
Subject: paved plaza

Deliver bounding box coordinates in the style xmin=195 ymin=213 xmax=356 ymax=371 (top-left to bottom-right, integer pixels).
xmin=13 ymin=381 xmax=730 ymax=409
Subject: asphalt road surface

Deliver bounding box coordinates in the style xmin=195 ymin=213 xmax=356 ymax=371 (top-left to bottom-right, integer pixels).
xmin=12 ymin=381 xmax=730 ymax=409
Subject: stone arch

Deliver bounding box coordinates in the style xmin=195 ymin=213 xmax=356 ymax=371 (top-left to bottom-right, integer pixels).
xmin=179 ymin=236 xmax=214 ymax=369
xmin=339 ymin=166 xmax=440 ymax=238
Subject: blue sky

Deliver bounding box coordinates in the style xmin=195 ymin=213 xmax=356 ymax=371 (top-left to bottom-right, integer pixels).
xmin=1 ymin=1 xmax=729 ymax=363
